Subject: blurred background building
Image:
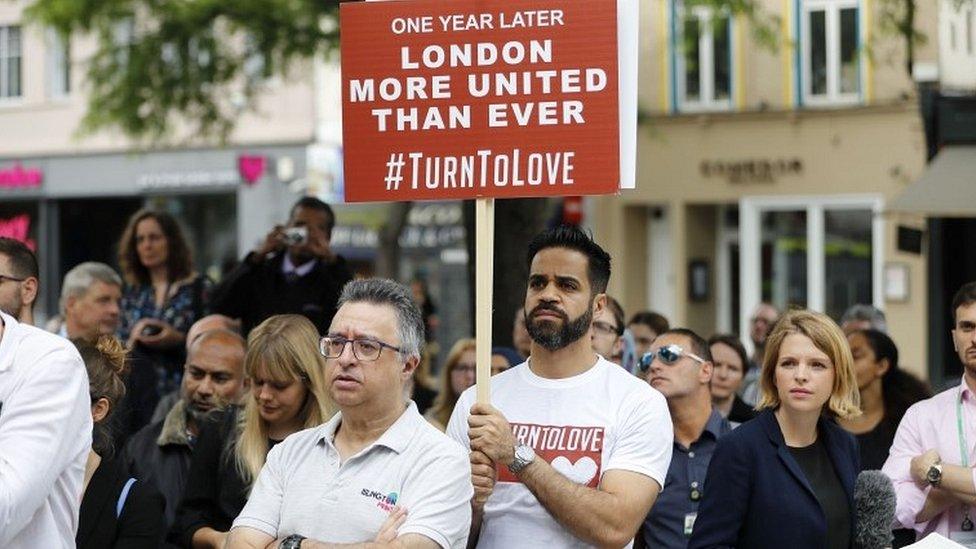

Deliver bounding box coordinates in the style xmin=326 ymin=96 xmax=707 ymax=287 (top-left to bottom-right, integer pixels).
xmin=593 ymin=0 xmax=976 ymax=385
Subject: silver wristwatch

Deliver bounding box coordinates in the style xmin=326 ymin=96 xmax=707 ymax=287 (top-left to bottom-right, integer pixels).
xmin=280 ymin=534 xmax=306 ymax=549
xmin=508 ymin=441 xmax=536 ymax=474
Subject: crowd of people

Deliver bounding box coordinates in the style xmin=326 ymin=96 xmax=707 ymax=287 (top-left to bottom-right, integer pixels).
xmin=0 ymin=199 xmax=975 ymax=549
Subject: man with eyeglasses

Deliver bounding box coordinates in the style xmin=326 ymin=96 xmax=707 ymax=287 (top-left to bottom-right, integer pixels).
xmin=591 ymin=295 xmax=625 ymax=363
xmin=447 ymin=225 xmax=672 ymax=548
xmin=0 ymin=237 xmax=39 ymax=325
xmin=227 ymin=278 xmax=472 ymax=549
xmin=635 ymin=328 xmax=731 ymax=548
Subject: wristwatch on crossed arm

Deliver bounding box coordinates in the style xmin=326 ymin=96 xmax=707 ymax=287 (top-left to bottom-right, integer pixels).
xmin=926 ymin=461 xmax=943 ymax=487
xmin=280 ymin=534 xmax=306 ymax=549
xmin=508 ymin=441 xmax=536 ymax=474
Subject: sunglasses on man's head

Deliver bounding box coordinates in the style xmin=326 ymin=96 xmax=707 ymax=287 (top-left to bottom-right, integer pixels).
xmin=638 ymin=344 xmax=706 ymax=372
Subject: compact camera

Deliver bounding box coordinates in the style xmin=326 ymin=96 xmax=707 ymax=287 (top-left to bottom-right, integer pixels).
xmin=281 ymin=226 xmax=308 ymax=246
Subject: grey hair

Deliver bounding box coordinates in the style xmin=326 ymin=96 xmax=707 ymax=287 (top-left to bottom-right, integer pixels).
xmin=840 ymin=304 xmax=887 ymax=333
xmin=337 ymin=278 xmax=424 ymax=360
xmin=60 ymin=262 xmax=123 ymax=314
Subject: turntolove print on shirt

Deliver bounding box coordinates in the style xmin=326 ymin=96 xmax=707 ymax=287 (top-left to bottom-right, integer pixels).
xmin=498 ymin=423 xmax=605 ymax=488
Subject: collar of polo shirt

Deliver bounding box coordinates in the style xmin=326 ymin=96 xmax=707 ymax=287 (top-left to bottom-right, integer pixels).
xmin=318 ymin=401 xmax=421 ymax=455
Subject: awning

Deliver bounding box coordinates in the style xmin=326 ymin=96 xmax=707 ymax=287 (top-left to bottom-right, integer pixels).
xmin=888 ymin=145 xmax=976 ymax=217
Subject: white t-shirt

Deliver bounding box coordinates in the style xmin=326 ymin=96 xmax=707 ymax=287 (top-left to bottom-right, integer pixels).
xmin=234 ymin=401 xmax=472 ymax=548
xmin=447 ymin=356 xmax=673 ymax=549
xmin=0 ymin=311 xmax=92 ymax=548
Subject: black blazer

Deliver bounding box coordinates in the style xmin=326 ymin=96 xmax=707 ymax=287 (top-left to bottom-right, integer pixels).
xmin=77 ymin=455 xmax=165 ymax=549
xmin=688 ymin=409 xmax=860 ymax=549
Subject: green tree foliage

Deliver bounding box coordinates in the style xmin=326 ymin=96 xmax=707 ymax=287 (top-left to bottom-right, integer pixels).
xmin=25 ymin=0 xmax=339 ymax=143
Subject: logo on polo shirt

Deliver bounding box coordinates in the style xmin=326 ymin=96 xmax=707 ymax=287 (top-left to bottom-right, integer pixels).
xmin=360 ymin=488 xmax=398 ymax=512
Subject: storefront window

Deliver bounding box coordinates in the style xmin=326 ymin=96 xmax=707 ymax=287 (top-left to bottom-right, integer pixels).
xmin=824 ymin=209 xmax=872 ymax=320
xmin=760 ymin=210 xmax=808 ymax=309
xmin=0 ymin=201 xmax=39 ymax=250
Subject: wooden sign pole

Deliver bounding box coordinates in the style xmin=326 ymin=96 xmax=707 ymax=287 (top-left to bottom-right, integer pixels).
xmin=475 ymin=197 xmax=494 ymax=405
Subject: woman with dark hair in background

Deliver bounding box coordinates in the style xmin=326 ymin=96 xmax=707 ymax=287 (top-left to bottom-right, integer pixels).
xmin=75 ymin=336 xmax=164 ymax=549
xmin=173 ymin=315 xmax=334 ymax=549
xmin=708 ymin=334 xmax=757 ymax=425
xmin=838 ymin=328 xmax=931 ymax=470
xmin=117 ymin=209 xmax=213 ymax=395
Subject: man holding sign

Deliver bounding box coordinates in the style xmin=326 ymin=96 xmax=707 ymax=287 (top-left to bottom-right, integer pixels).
xmin=447 ymin=226 xmax=673 ymax=548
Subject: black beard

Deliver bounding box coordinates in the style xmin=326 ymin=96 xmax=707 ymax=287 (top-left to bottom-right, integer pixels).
xmin=525 ymin=303 xmax=593 ymax=351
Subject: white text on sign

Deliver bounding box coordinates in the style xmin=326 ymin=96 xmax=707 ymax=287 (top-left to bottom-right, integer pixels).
xmin=390 ymin=10 xmax=566 ymax=34
xmin=382 ymin=149 xmax=575 ymax=192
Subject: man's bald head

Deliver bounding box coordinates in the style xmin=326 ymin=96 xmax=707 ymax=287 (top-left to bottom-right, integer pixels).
xmin=182 ymin=328 xmax=248 ymax=418
xmin=186 ymin=314 xmax=240 ymax=351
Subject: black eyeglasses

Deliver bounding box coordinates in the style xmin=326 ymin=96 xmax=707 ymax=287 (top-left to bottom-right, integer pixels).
xmin=592 ymin=321 xmax=623 ymax=337
xmin=0 ymin=274 xmax=25 ymax=284
xmin=319 ymin=336 xmax=403 ymax=361
xmin=638 ymin=344 xmax=706 ymax=373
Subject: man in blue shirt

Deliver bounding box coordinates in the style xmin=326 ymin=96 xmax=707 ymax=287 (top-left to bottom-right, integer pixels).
xmin=637 ymin=328 xmax=732 ymax=548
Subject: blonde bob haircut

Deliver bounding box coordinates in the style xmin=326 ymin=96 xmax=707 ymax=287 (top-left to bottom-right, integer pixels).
xmin=427 ymin=338 xmax=476 ymax=431
xmin=757 ymin=309 xmax=861 ymax=419
xmin=235 ymin=315 xmax=336 ymax=485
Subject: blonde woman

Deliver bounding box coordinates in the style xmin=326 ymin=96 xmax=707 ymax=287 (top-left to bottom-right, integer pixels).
xmin=425 ymin=338 xmax=476 ymax=431
xmin=173 ymin=315 xmax=334 ymax=549
xmin=689 ymin=309 xmax=861 ymax=549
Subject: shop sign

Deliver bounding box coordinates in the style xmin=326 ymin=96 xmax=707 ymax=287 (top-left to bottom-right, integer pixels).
xmin=0 ymin=163 xmax=43 ymax=188
xmin=340 ymin=0 xmax=620 ymax=201
xmin=700 ymin=158 xmax=803 ymax=184
xmin=137 ymin=169 xmax=239 ymax=190
xmin=0 ymin=214 xmax=36 ymax=250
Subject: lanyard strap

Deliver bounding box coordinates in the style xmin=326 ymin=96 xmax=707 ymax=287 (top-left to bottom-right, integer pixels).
xmin=959 ymin=388 xmax=970 ymax=468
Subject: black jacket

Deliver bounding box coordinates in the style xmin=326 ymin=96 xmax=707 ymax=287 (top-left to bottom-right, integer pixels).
xmin=210 ymin=251 xmax=353 ymax=336
xmin=121 ymin=400 xmax=195 ymax=537
xmin=688 ymin=409 xmax=859 ymax=549
xmin=77 ymin=455 xmax=165 ymax=549
xmin=171 ymin=408 xmax=249 ymax=547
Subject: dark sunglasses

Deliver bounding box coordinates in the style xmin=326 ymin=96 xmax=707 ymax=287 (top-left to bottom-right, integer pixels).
xmin=638 ymin=344 xmax=706 ymax=373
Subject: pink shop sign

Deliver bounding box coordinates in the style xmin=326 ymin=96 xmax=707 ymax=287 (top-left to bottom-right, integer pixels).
xmin=0 ymin=163 xmax=43 ymax=189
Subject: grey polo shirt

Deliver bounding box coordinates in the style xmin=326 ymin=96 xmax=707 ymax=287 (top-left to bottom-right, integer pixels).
xmin=232 ymin=401 xmax=472 ymax=548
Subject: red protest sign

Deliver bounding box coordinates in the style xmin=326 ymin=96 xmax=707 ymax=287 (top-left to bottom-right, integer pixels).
xmin=340 ymin=0 xmax=619 ymax=203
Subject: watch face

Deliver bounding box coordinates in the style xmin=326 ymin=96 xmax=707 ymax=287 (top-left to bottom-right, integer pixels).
xmin=516 ymin=443 xmax=535 ymax=461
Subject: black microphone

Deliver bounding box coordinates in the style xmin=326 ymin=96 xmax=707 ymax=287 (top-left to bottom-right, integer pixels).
xmin=854 ymin=470 xmax=897 ymax=549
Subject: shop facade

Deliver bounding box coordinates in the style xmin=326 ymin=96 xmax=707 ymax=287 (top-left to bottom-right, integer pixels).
xmin=592 ymin=104 xmax=931 ymax=379
xmin=0 ymin=144 xmax=308 ymax=323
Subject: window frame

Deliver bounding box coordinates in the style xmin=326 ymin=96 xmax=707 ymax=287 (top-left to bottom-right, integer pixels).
xmin=45 ymin=28 xmax=71 ymax=99
xmin=800 ymin=0 xmax=862 ymax=106
xmin=0 ymin=25 xmax=23 ymax=101
xmin=673 ymin=2 xmax=734 ymax=113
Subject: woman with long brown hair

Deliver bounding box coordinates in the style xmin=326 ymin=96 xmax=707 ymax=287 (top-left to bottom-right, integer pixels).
xmin=173 ymin=315 xmax=334 ymax=549
xmin=117 ymin=208 xmax=212 ymax=393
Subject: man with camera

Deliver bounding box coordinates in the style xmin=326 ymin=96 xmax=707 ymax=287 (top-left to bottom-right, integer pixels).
xmin=211 ymin=197 xmax=353 ymax=337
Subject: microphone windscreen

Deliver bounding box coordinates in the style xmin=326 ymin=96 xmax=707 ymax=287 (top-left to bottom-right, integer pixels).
xmin=854 ymin=470 xmax=897 ymax=549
